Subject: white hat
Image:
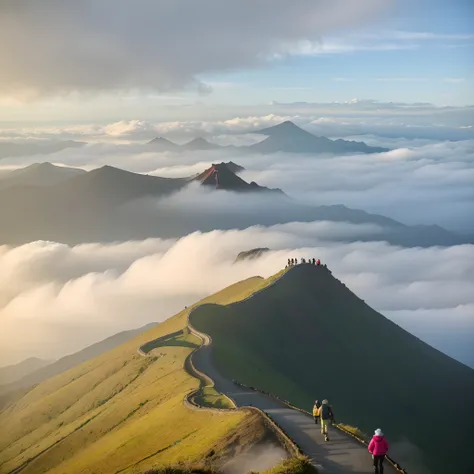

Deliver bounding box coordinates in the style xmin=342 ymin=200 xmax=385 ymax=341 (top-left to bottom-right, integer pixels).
xmin=374 ymin=428 xmax=383 ymax=436
xmin=322 ymin=399 xmax=328 ymax=404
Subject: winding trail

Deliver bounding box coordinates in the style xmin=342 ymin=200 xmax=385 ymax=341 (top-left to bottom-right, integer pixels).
xmin=189 ymin=322 xmax=398 ymax=474
xmin=138 ymin=266 xmax=401 ymax=473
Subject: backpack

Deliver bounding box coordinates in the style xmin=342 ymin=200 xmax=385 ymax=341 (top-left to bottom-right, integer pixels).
xmin=320 ymin=404 xmax=332 ymax=419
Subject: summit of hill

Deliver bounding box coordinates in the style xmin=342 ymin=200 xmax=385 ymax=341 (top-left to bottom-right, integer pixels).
xmin=147 ymin=137 xmax=180 ymax=151
xmin=0 ymin=162 xmax=85 ymax=189
xmin=190 ymin=263 xmax=474 ymax=474
xmin=182 ymin=137 xmax=220 ymax=151
xmin=252 ymin=121 xmax=388 ymax=154
xmin=194 ymin=162 xmax=283 ymax=194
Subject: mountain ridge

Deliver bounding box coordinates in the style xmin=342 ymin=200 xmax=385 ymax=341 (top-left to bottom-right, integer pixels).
xmin=148 ymin=121 xmax=388 ymax=155
xmin=0 ymin=357 xmax=52 ymax=386
xmin=190 ymin=264 xmax=474 ymax=474
xmin=0 ymin=162 xmax=85 ymax=189
xmin=0 ymin=162 xmax=470 ymax=247
xmin=0 ymin=322 xmax=158 ymax=400
xmin=251 ymin=121 xmax=388 ymax=154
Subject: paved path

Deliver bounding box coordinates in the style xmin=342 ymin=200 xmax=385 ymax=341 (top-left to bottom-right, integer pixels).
xmin=191 ymin=328 xmax=397 ymax=474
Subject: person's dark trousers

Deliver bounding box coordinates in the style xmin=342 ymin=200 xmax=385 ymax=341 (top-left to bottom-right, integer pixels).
xmin=373 ymin=455 xmax=385 ymax=474
xmin=313 ymin=416 xmax=318 ymax=424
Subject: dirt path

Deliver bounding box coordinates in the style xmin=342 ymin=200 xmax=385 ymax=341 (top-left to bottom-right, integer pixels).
xmin=188 ymin=300 xmax=398 ymax=474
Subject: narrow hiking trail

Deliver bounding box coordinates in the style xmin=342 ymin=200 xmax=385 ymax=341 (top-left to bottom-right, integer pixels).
xmin=138 ymin=266 xmax=399 ymax=473
xmin=189 ymin=324 xmax=398 ymax=474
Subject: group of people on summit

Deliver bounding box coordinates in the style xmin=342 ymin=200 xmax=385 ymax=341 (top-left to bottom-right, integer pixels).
xmin=313 ymin=400 xmax=389 ymax=474
xmin=287 ymin=257 xmax=320 ymax=267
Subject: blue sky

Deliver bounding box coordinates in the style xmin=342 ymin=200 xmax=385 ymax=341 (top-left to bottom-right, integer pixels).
xmin=0 ymin=0 xmax=472 ymax=123
xmin=200 ymin=0 xmax=474 ymax=106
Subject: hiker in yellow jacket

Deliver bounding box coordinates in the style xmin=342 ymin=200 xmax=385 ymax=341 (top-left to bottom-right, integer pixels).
xmin=312 ymin=400 xmax=321 ymax=424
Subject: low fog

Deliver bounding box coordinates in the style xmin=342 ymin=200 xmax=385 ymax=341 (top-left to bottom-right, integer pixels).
xmin=223 ymin=444 xmax=287 ymax=474
xmin=1 ymin=222 xmax=473 ymax=368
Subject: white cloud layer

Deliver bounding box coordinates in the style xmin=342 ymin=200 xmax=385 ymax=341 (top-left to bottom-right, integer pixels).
xmin=1 ymin=101 xmax=473 ymax=144
xmin=1 ymin=135 xmax=472 ymax=233
xmin=0 ymin=224 xmax=473 ymax=368
xmin=0 ymin=0 xmax=390 ymax=100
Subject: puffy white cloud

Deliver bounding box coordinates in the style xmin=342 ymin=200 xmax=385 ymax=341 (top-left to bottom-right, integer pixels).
xmin=235 ymin=141 xmax=474 ymax=233
xmin=0 ymin=224 xmax=473 ymax=368
xmin=0 ymin=0 xmax=389 ymax=100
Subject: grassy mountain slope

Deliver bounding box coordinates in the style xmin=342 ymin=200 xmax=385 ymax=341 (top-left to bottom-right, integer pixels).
xmin=0 ymin=277 xmax=269 ymax=474
xmin=0 ymin=323 xmax=157 ymax=398
xmin=191 ymin=264 xmax=474 ymax=474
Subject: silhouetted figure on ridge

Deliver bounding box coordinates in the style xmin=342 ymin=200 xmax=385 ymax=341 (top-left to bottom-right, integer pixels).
xmin=368 ymin=428 xmax=389 ymax=474
xmin=302 ymin=258 xmax=306 ymax=264
xmin=295 ymin=258 xmax=298 ymax=265
xmin=312 ymin=258 xmax=316 ymax=265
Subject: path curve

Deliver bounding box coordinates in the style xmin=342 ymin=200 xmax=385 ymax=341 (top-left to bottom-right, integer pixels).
xmin=188 ymin=319 xmax=398 ymax=474
xmin=138 ymin=266 xmax=403 ymax=473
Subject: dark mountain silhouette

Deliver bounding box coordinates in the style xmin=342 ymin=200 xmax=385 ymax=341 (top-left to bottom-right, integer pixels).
xmin=0 ymin=322 xmax=157 ymax=400
xmin=0 ymin=162 xmax=85 ymax=189
xmin=57 ymin=165 xmax=187 ymax=206
xmin=252 ymin=120 xmax=387 ymax=154
xmin=182 ymin=137 xmax=220 ymax=151
xmin=191 ymin=264 xmax=474 ymax=474
xmin=0 ymin=140 xmax=84 ymax=160
xmin=194 ymin=162 xmax=283 ymax=193
xmin=234 ymin=247 xmax=270 ymax=262
xmin=0 ymin=357 xmax=52 ymax=385
xmin=147 ymin=136 xmax=180 ymax=151
xmin=0 ymin=162 xmax=471 ymax=247
xmin=224 ymin=161 xmax=245 ymax=174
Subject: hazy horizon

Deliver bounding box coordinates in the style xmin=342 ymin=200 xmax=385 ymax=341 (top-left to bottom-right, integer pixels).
xmin=0 ymin=0 xmax=473 ymax=372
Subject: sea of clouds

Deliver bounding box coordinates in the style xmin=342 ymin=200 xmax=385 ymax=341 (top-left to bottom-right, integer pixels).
xmin=1 ymin=130 xmax=473 ymax=232
xmin=1 ymin=223 xmax=473 ymax=368
xmin=0 ymin=109 xmax=473 ymax=370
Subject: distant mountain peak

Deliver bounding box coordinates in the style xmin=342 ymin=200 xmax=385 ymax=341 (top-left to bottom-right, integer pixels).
xmin=147 ymin=137 xmax=179 ymax=151
xmin=183 ymin=137 xmax=219 ymax=150
xmin=27 ymin=161 xmax=55 ymax=169
xmin=256 ymin=120 xmax=308 ymax=137
xmin=193 ymin=162 xmax=279 ymax=194
xmin=187 ymin=137 xmax=208 ymax=145
xmin=148 ymin=136 xmax=175 ymax=144
xmin=251 ymin=120 xmax=388 ymax=155
xmin=225 ymin=161 xmax=245 ymax=174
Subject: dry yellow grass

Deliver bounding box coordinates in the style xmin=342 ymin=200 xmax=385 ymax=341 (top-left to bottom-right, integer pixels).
xmin=0 ymin=276 xmax=268 ymax=474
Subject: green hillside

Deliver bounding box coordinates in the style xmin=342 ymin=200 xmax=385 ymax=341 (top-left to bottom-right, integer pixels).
xmin=0 ymin=277 xmax=272 ymax=474
xmin=190 ymin=264 xmax=474 ymax=474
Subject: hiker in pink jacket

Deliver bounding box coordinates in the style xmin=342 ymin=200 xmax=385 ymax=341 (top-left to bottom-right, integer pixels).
xmin=368 ymin=428 xmax=389 ymax=474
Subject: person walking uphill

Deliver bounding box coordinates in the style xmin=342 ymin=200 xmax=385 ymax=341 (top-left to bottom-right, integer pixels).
xmin=312 ymin=400 xmax=321 ymax=424
xmin=318 ymin=399 xmax=334 ymax=441
xmin=368 ymin=428 xmax=389 ymax=474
